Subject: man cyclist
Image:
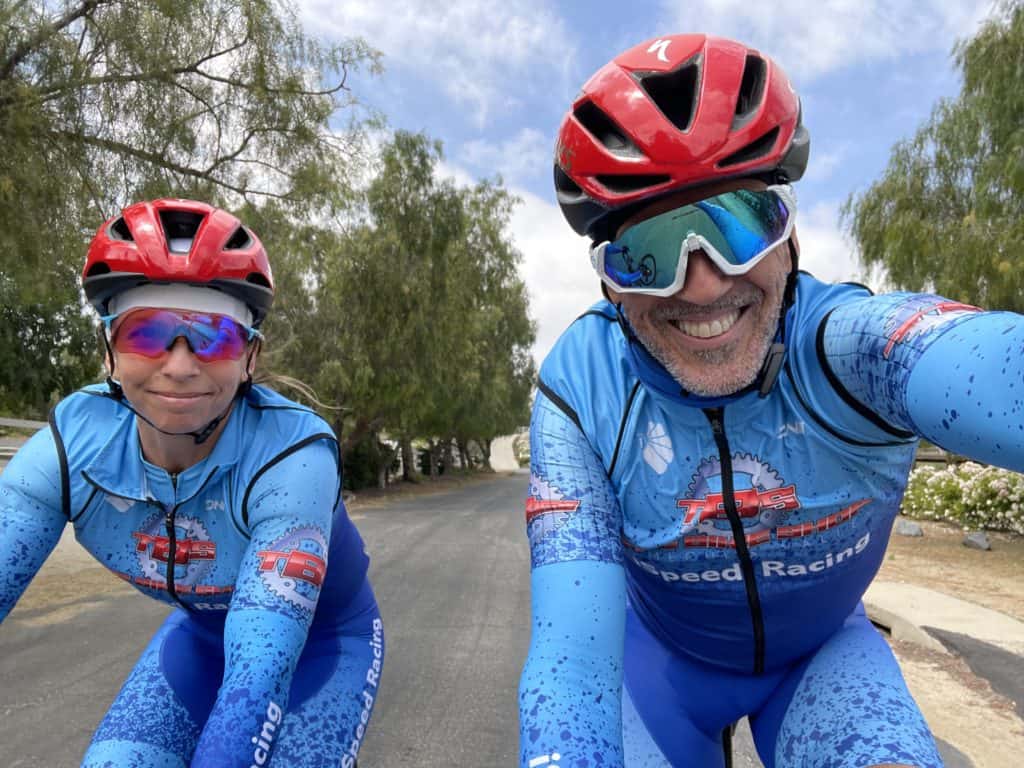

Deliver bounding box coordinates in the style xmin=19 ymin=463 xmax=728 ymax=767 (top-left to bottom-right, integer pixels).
xmin=519 ymin=34 xmax=1024 ymax=768
xmin=0 ymin=200 xmax=382 ymax=767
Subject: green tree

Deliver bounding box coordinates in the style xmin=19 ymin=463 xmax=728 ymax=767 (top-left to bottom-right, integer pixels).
xmin=0 ymin=0 xmax=377 ymax=414
xmin=0 ymin=275 xmax=100 ymax=416
xmin=843 ymin=0 xmax=1024 ymax=311
xmin=254 ymin=131 xmax=535 ymax=486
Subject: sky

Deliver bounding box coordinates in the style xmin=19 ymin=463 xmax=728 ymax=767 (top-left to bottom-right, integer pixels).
xmin=296 ymin=0 xmax=998 ymax=365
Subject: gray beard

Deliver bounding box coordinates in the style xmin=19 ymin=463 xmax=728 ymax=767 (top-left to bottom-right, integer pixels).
xmin=626 ymin=293 xmax=783 ymax=397
xmin=642 ymin=325 xmax=775 ymax=396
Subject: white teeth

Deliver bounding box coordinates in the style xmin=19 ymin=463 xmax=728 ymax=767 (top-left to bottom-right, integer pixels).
xmin=676 ymin=309 xmax=740 ymax=339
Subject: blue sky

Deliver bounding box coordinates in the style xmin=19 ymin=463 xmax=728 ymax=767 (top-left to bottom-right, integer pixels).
xmin=297 ymin=0 xmax=997 ymax=363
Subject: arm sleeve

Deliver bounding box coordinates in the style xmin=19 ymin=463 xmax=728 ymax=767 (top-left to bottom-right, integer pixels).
xmin=822 ymin=293 xmax=1024 ymax=470
xmin=0 ymin=427 xmax=67 ymax=623
xmin=519 ymin=392 xmax=627 ymax=768
xmin=190 ymin=438 xmax=338 ymax=767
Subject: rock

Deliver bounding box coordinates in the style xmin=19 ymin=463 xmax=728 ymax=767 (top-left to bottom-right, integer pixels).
xmin=894 ymin=519 xmax=924 ymax=537
xmin=962 ymin=532 xmax=992 ymax=551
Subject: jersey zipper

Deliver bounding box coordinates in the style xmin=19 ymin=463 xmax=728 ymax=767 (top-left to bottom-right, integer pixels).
xmin=161 ymin=473 xmax=191 ymax=612
xmin=703 ymin=407 xmax=767 ymax=674
xmin=81 ymin=466 xmax=221 ymax=612
xmin=158 ymin=469 xmax=220 ymax=613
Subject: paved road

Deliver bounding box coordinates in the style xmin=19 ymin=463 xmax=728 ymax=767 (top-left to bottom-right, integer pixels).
xmin=0 ymin=473 xmax=987 ymax=766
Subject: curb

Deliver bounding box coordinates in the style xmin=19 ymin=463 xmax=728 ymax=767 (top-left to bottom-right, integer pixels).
xmin=863 ymin=597 xmax=949 ymax=653
xmin=864 ymin=581 xmax=1024 ymax=656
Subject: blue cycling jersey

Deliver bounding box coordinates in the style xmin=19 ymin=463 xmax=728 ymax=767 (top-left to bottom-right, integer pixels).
xmin=0 ymin=384 xmax=381 ymax=767
xmin=519 ymin=273 xmax=1024 ymax=767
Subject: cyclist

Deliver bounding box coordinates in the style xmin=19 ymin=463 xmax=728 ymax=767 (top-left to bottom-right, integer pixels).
xmin=520 ymin=34 xmax=1024 ymax=768
xmin=0 ymin=199 xmax=382 ymax=767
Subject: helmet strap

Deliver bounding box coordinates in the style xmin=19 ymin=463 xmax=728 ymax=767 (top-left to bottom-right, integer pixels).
xmin=756 ymin=237 xmax=799 ymax=398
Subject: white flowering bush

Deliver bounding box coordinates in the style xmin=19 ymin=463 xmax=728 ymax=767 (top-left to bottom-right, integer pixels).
xmin=902 ymin=462 xmax=1024 ymax=534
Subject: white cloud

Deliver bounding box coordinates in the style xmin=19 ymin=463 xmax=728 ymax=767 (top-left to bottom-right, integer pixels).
xmin=658 ymin=0 xmax=994 ymax=81
xmin=459 ymin=128 xmax=551 ymax=186
xmin=509 ymin=189 xmax=601 ymax=365
xmin=795 ymin=200 xmax=862 ymax=284
xmin=802 ymin=143 xmax=849 ymax=183
xmin=296 ymin=0 xmax=575 ymax=127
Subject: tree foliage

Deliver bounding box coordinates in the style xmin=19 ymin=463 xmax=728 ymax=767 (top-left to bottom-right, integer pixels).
xmin=0 ymin=0 xmax=378 ymax=415
xmin=843 ymin=0 xmax=1024 ymax=310
xmin=259 ymin=131 xmax=536 ymax=473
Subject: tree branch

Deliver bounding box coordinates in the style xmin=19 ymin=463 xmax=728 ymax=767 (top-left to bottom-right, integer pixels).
xmin=0 ymin=0 xmax=111 ymax=81
xmin=52 ymin=129 xmax=300 ymax=202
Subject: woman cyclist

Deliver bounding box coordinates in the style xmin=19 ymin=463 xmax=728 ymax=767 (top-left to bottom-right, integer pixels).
xmin=0 ymin=199 xmax=382 ymax=767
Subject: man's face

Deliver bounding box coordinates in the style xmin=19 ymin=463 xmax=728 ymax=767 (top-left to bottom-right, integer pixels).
xmin=608 ymin=180 xmax=794 ymax=397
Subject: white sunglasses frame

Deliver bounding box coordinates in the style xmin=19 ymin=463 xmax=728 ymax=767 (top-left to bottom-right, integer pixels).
xmin=589 ymin=184 xmax=798 ymax=298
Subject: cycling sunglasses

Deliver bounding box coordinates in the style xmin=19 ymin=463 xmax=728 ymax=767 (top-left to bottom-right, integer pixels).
xmin=103 ymin=308 xmax=261 ymax=363
xmin=590 ymin=185 xmax=796 ymax=297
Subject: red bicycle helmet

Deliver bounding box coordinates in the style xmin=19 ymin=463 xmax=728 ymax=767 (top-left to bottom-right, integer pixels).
xmin=82 ymin=199 xmax=275 ymax=325
xmin=555 ymin=34 xmax=810 ymax=242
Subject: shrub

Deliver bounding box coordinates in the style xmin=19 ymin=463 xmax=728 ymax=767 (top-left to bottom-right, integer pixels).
xmin=902 ymin=462 xmax=1024 ymax=534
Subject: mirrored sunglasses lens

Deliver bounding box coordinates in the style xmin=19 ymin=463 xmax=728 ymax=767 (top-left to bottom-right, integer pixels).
xmin=692 ymin=189 xmax=790 ymax=264
xmin=112 ymin=310 xmax=249 ymax=361
xmin=113 ymin=310 xmax=178 ymax=357
xmin=188 ymin=315 xmax=248 ymax=362
xmin=606 ymin=214 xmax=687 ymax=291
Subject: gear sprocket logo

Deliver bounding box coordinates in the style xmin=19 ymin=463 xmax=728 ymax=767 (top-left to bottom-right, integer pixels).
xmin=676 ymin=454 xmax=800 ymax=546
xmin=134 ymin=513 xmax=216 ymax=587
xmin=257 ymin=527 xmax=328 ymax=612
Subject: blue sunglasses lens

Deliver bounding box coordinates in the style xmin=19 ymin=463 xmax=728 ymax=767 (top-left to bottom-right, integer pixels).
xmin=603 ymin=188 xmax=792 ymax=290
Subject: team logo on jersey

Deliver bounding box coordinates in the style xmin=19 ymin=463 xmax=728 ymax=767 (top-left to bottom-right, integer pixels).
xmin=133 ymin=513 xmax=216 ymax=587
xmin=883 ymin=299 xmax=980 ymax=359
xmin=526 ymin=473 xmax=580 ymax=546
xmin=640 ymin=421 xmax=674 ymax=474
xmin=676 ymin=454 xmax=799 ymax=547
xmin=672 ymin=454 xmax=870 ymax=549
xmin=257 ymin=527 xmax=328 ymax=612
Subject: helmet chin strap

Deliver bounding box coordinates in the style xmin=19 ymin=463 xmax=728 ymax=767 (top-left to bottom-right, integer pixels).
xmin=757 ymin=237 xmax=800 ymax=398
xmin=102 ymin=333 xmax=255 ymax=446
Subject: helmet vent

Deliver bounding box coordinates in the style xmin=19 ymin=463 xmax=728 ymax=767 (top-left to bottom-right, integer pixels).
xmin=574 ymin=101 xmax=643 ymax=158
xmin=596 ymin=174 xmax=671 ymax=194
xmin=225 ymin=226 xmax=252 ymax=250
xmin=732 ymin=55 xmax=767 ymax=129
xmin=554 ymin=165 xmax=584 ymax=196
xmin=245 ymin=271 xmax=272 ymax=288
xmin=159 ymin=210 xmax=204 ymax=253
xmin=109 ymin=217 xmax=133 ymax=241
xmin=718 ymin=127 xmax=780 ymax=168
xmin=637 ymin=60 xmax=700 ymax=132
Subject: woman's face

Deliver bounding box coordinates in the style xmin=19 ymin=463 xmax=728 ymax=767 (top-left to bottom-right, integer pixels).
xmin=109 ymin=318 xmax=253 ymax=438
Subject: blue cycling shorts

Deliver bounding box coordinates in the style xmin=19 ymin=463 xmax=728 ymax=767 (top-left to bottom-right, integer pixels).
xmin=81 ymin=578 xmax=383 ymax=768
xmin=622 ymin=601 xmax=942 ymax=768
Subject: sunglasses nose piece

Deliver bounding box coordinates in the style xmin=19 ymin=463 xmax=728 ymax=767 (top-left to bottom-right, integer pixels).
xmin=164 ymin=334 xmax=196 ymax=355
